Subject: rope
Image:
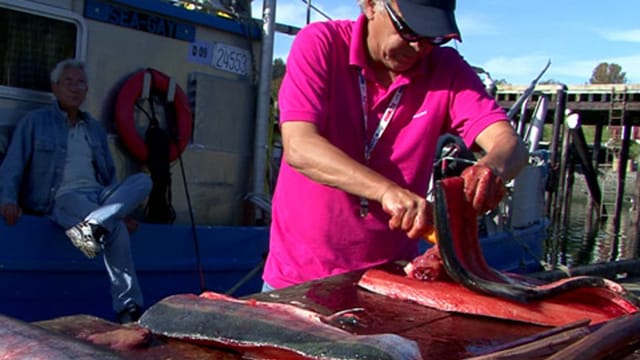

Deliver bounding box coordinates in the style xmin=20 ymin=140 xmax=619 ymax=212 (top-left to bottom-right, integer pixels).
xmin=135 ymin=77 xmax=205 ymax=292
xmin=142 ymin=97 xmax=176 ymax=224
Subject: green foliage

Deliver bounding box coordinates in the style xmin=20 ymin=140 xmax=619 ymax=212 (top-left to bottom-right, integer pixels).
xmin=272 ymin=58 xmax=286 ymax=79
xmin=270 ymin=58 xmax=286 ymax=105
xmin=542 ymin=124 xmax=640 ymax=160
xmin=539 ymin=79 xmax=563 ymax=85
xmin=266 ymin=58 xmax=287 ymax=195
xmin=589 ymin=62 xmax=627 ymax=84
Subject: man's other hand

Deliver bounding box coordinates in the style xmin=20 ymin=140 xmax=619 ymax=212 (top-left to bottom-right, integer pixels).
xmin=460 ymin=164 xmax=506 ymax=214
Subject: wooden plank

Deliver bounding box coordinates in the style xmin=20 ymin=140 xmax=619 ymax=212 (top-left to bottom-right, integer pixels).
xmin=464 ymin=320 xmax=591 ymax=359
xmin=547 ymin=313 xmax=640 ymax=360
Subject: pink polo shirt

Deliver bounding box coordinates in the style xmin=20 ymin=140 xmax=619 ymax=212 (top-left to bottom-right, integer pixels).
xmin=264 ymin=15 xmax=508 ymax=288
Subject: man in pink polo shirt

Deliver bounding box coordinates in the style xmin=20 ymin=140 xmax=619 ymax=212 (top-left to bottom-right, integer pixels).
xmin=263 ymin=0 xmax=528 ymax=290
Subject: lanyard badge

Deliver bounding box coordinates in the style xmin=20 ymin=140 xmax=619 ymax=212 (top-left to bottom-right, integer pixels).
xmin=358 ymin=73 xmax=404 ymax=217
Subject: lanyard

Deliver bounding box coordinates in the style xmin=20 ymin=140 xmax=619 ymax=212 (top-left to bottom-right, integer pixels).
xmin=358 ymin=73 xmax=404 ymax=216
xmin=359 ymin=73 xmax=404 ymax=163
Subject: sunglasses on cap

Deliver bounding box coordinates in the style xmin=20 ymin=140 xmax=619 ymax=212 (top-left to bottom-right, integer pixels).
xmin=383 ymin=2 xmax=451 ymax=45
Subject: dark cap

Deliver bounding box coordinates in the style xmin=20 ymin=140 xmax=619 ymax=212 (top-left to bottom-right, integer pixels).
xmin=396 ymin=0 xmax=461 ymax=41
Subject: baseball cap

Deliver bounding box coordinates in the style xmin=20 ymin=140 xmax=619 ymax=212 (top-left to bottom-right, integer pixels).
xmin=395 ymin=0 xmax=461 ymax=41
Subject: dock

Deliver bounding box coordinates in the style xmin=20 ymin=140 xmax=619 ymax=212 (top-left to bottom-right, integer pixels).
xmin=496 ymin=84 xmax=640 ymax=125
xmin=496 ymin=84 xmax=640 ymax=253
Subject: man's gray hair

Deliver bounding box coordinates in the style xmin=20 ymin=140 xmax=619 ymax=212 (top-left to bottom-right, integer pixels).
xmin=50 ymin=59 xmax=86 ymax=83
xmin=358 ymin=0 xmax=388 ymax=12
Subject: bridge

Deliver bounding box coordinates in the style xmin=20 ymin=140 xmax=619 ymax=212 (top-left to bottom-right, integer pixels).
xmin=496 ymin=84 xmax=640 ymax=246
xmin=496 ymin=83 xmax=640 ymax=126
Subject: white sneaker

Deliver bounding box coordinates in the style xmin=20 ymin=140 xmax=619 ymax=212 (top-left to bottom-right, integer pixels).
xmin=65 ymin=220 xmax=105 ymax=258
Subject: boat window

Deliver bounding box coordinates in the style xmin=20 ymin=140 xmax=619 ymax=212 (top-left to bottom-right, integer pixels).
xmin=0 ymin=8 xmax=77 ymax=92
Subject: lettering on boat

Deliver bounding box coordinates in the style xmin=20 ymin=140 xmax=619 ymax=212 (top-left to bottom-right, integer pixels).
xmin=84 ymin=0 xmax=195 ymax=41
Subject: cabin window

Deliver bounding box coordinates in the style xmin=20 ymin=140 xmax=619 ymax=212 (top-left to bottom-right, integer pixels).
xmin=0 ymin=8 xmax=77 ymax=92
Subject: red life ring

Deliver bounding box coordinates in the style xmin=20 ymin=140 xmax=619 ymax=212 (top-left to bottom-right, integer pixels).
xmin=114 ymin=69 xmax=193 ymax=163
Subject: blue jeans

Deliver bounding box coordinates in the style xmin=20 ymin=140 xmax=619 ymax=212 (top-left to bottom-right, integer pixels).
xmin=50 ymin=173 xmax=152 ymax=312
xmin=261 ymin=281 xmax=275 ymax=293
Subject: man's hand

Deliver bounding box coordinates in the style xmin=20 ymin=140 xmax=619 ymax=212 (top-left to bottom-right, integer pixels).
xmin=379 ymin=186 xmax=433 ymax=239
xmin=0 ymin=203 xmax=23 ymax=225
xmin=460 ymin=164 xmax=506 ymax=214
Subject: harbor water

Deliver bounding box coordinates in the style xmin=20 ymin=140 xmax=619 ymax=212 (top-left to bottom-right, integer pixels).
xmin=544 ymin=169 xmax=640 ymax=268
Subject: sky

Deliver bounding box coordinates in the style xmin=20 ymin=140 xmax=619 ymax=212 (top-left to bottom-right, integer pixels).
xmin=250 ymin=0 xmax=640 ymax=85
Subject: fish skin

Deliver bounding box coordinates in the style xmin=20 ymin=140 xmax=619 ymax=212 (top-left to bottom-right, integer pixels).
xmin=434 ymin=177 xmax=640 ymax=305
xmin=0 ymin=314 xmax=124 ymax=360
xmin=139 ymin=292 xmax=423 ymax=360
xmin=434 ymin=177 xmax=535 ymax=302
xmin=357 ymin=176 xmax=639 ymax=326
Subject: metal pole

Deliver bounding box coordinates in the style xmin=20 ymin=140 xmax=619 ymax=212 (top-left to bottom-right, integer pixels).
xmin=590 ymin=122 xmax=605 ymax=228
xmin=610 ymin=112 xmax=632 ymax=256
xmin=632 ymin=171 xmax=640 ymax=255
xmin=592 ymin=123 xmax=604 ymax=167
xmin=547 ymin=85 xmax=567 ymax=219
xmin=251 ymin=0 xmax=276 ymax=221
xmin=548 ymin=110 xmax=572 ymax=267
xmin=560 ymin=158 xmax=574 ymax=264
xmin=555 ymin=114 xmax=573 ymax=225
xmin=567 ymin=113 xmax=603 ymax=211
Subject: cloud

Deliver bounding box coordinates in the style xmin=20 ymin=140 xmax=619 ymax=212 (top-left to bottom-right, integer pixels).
xmin=550 ymin=54 xmax=640 ymax=84
xmin=483 ymin=54 xmax=640 ymax=85
xmin=600 ymin=54 xmax=640 ymax=82
xmin=548 ymin=60 xmax=597 ymax=84
xmin=601 ymin=29 xmax=640 ymax=43
xmin=481 ymin=55 xmax=552 ymax=84
xmin=456 ymin=13 xmax=499 ymax=36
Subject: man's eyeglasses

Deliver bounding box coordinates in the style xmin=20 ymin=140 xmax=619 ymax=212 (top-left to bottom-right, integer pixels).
xmin=383 ymin=2 xmax=451 ymax=45
xmin=59 ymin=79 xmax=87 ymax=90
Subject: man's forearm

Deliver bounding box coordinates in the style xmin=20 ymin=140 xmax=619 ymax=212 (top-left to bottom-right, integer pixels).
xmin=475 ymin=121 xmax=529 ymax=181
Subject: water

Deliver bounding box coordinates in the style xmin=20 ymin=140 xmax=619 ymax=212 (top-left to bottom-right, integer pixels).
xmin=544 ymin=170 xmax=640 ymax=268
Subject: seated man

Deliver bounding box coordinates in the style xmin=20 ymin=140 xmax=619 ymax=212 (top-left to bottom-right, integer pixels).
xmin=0 ymin=59 xmax=152 ymax=323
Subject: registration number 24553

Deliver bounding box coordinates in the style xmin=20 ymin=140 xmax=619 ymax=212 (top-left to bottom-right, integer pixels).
xmin=212 ymin=43 xmax=250 ymax=77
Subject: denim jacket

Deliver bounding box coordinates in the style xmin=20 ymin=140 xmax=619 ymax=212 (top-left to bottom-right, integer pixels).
xmin=0 ymin=102 xmax=116 ymax=214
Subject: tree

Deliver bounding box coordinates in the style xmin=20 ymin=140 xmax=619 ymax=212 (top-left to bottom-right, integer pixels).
xmin=270 ymin=58 xmax=286 ymax=102
xmin=539 ymin=79 xmax=562 ymax=85
xmin=589 ymin=62 xmax=627 ymax=84
xmin=272 ymin=58 xmax=286 ymax=79
xmin=267 ymin=58 xmax=287 ymax=192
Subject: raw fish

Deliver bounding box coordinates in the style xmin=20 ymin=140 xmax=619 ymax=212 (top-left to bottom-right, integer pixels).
xmin=358 ymin=176 xmax=639 ymax=326
xmin=0 ymin=314 xmax=124 ymax=359
xmin=139 ymin=292 xmax=423 ymax=360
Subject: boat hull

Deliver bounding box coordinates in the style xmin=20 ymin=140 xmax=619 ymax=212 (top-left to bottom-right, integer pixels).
xmin=0 ymin=215 xmax=269 ymax=322
xmin=0 ymin=214 xmax=547 ymax=322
